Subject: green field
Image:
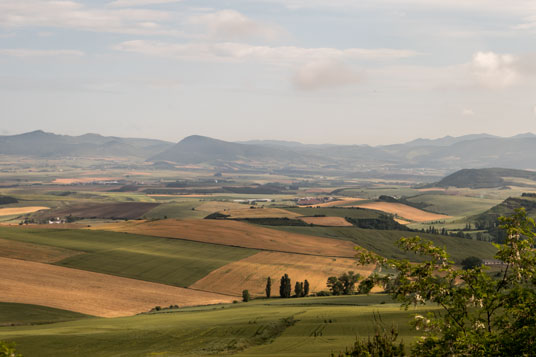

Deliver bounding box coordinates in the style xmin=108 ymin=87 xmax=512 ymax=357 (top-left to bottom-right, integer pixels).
xmin=404 ymin=194 xmax=502 ymax=216
xmin=286 ymin=207 xmax=383 ymax=219
xmin=0 ymin=227 xmax=257 ymax=287
xmin=0 ymin=295 xmax=433 ymax=357
xmin=269 ymin=226 xmax=496 ymax=263
xmin=0 ymin=303 xmax=90 ymax=327
xmin=144 ymin=201 xmax=206 ymax=219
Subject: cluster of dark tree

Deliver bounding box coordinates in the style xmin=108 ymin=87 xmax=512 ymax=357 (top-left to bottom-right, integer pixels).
xmin=264 ymin=275 xmax=310 ymax=299
xmin=326 ymin=271 xmax=374 ymax=295
xmin=149 ymin=304 xmax=179 ymax=313
xmin=345 ymin=216 xmax=410 ymax=231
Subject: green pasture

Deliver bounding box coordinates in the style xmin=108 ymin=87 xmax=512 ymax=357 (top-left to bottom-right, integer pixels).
xmin=0 ymin=295 xmax=433 ymax=357
xmin=144 ymin=201 xmax=206 ymax=219
xmin=0 ymin=227 xmax=256 ymax=287
xmin=404 ymin=194 xmax=502 ymax=216
xmin=0 ymin=303 xmax=90 ymax=327
xmin=286 ymin=207 xmax=383 ymax=219
xmin=269 ymin=226 xmax=496 ymax=263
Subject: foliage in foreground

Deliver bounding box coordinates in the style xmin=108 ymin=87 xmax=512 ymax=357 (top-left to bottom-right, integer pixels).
xmin=356 ymin=208 xmax=536 ymax=356
xmin=0 ymin=340 xmax=22 ymax=357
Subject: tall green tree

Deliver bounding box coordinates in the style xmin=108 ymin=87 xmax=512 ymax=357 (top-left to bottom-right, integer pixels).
xmin=355 ymin=208 xmax=536 ymax=356
xmin=303 ymin=279 xmax=310 ymax=296
xmin=265 ymin=277 xmax=271 ymax=298
xmin=279 ymin=274 xmax=291 ymax=298
xmin=294 ymin=281 xmax=303 ymax=297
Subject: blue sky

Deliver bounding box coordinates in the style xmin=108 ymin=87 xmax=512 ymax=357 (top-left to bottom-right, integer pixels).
xmin=1 ymin=0 xmax=535 ymax=144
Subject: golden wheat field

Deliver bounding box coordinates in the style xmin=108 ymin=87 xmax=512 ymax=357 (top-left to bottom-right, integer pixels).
xmin=355 ymin=202 xmax=450 ymax=222
xmin=299 ymin=216 xmax=354 ymax=226
xmin=190 ymin=251 xmax=375 ymax=296
xmin=0 ymin=257 xmax=235 ymax=317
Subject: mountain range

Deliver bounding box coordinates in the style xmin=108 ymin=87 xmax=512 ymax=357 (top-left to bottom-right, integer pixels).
xmin=3 ymin=131 xmax=536 ymax=175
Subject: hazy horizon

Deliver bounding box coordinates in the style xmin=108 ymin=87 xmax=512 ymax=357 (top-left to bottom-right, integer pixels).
xmin=4 ymin=128 xmax=536 ymax=147
xmin=1 ymin=1 xmax=536 ymax=145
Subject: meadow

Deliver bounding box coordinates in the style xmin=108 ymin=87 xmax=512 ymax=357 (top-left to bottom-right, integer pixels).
xmin=0 ymin=295 xmax=434 ymax=357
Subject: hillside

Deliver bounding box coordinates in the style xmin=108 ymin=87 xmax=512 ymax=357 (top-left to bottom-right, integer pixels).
xmin=149 ymin=135 xmax=326 ymax=166
xmin=431 ymin=168 xmax=536 ymax=189
xmin=0 ymin=130 xmax=172 ymax=159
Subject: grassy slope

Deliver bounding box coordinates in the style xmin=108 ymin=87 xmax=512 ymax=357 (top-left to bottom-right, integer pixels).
xmin=0 ymin=295 xmax=431 ymax=357
xmin=405 ymin=194 xmax=502 ymax=216
xmin=0 ymin=302 xmax=90 ymax=327
xmin=0 ymin=227 xmax=257 ymax=287
xmin=268 ymin=226 xmax=496 ymax=262
xmin=144 ymin=201 xmax=206 ymax=219
xmin=286 ymin=207 xmax=383 ymax=219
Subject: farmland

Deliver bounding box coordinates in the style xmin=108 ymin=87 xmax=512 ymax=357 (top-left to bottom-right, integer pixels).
xmin=190 ymin=251 xmax=375 ymax=296
xmin=0 ymin=153 xmax=518 ymax=356
xmin=0 ymin=257 xmax=235 ymax=317
xmin=94 ymin=219 xmax=358 ymax=257
xmin=0 ymin=295 xmax=435 ymax=357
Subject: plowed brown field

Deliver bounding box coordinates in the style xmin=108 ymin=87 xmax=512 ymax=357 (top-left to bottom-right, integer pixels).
xmin=0 ymin=238 xmax=81 ymax=263
xmin=94 ymin=219 xmax=356 ymax=257
xmin=355 ymin=202 xmax=450 ymax=222
xmin=190 ymin=252 xmax=375 ymax=296
xmin=0 ymin=257 xmax=234 ymax=317
xmin=299 ymin=216 xmax=353 ymax=227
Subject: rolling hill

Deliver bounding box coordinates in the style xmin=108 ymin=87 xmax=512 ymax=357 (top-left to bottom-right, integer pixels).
xmin=431 ymin=168 xmax=536 ymax=189
xmin=0 ymin=130 xmax=172 ymax=159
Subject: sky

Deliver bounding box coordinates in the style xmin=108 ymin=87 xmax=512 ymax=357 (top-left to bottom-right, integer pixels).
xmin=1 ymin=0 xmax=536 ymax=145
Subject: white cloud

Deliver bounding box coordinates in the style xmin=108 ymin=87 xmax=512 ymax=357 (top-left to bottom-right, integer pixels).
xmin=188 ymin=10 xmax=284 ymax=41
xmin=108 ymin=0 xmax=182 ymax=7
xmin=471 ymin=52 xmax=520 ymax=89
xmin=114 ymin=40 xmax=418 ymax=64
xmin=0 ymin=48 xmax=84 ymax=57
xmin=0 ymin=0 xmax=183 ymax=36
xmin=462 ymin=108 xmax=475 ymax=116
xmin=292 ymin=60 xmax=361 ymax=90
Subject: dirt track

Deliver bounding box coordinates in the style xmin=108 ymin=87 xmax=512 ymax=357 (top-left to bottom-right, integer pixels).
xmin=190 ymin=251 xmax=375 ymax=296
xmin=0 ymin=257 xmax=235 ymax=317
xmin=94 ymin=219 xmax=357 ymax=257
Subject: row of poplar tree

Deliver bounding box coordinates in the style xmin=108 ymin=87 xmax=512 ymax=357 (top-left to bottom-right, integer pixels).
xmin=265 ymin=274 xmax=310 ymax=298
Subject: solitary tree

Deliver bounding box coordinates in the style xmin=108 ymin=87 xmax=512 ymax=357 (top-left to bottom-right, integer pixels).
xmin=355 ymin=208 xmax=536 ymax=356
xmin=242 ymin=289 xmax=250 ymax=302
xmin=265 ymin=277 xmax=271 ymax=298
xmin=461 ymin=255 xmax=483 ymax=270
